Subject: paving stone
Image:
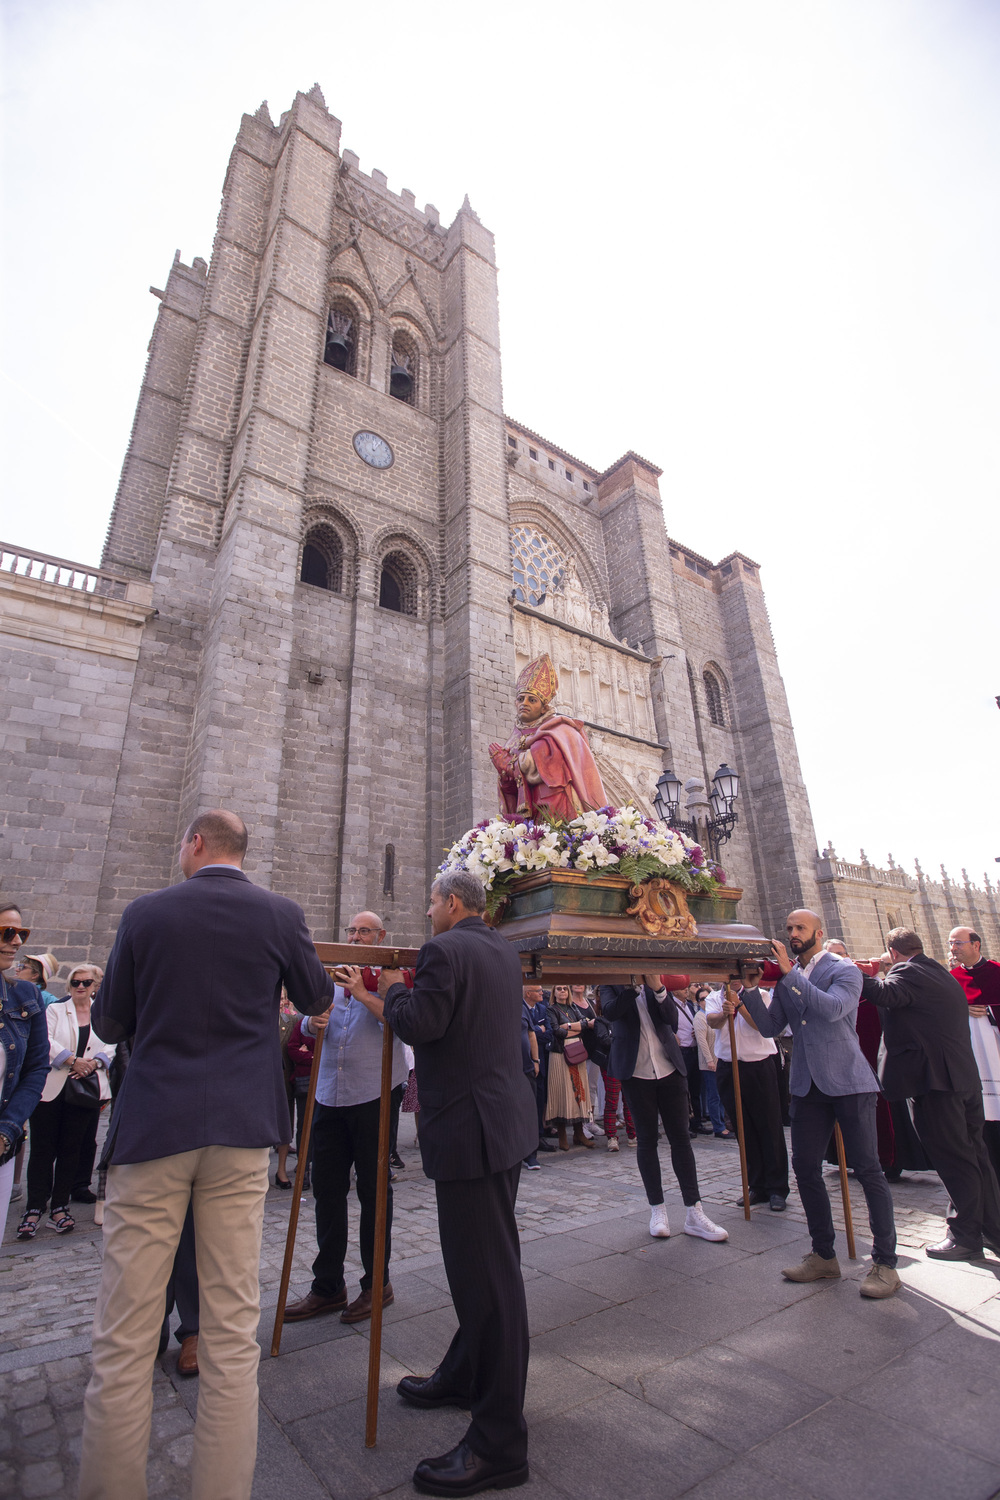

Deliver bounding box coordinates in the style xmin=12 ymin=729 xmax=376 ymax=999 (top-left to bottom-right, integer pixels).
xmin=751 ymin=1395 xmax=1000 ymax=1500
xmin=720 ymin=1276 xmax=953 ymax=1394
xmin=530 ymin=1385 xmax=732 ymax=1500
xmin=846 ymin=1348 xmax=1000 ymax=1464
xmin=635 ymin=1342 xmax=830 ymax=1450
xmin=530 ymin=1301 xmax=704 ymax=1386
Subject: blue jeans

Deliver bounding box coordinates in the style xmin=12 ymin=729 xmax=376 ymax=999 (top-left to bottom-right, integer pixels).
xmin=700 ymin=1070 xmax=727 ymax=1133
xmin=790 ymin=1086 xmax=897 ymax=1266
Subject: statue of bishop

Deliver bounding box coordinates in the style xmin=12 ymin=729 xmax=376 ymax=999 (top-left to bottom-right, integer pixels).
xmin=489 ymin=654 xmax=607 ymax=821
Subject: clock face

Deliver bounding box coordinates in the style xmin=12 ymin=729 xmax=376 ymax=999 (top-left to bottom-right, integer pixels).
xmin=352 ymin=430 xmax=394 ymax=469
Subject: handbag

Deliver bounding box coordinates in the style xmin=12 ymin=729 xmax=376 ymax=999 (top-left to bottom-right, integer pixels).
xmin=583 ymin=1016 xmax=612 ymax=1069
xmin=63 ymin=1071 xmax=102 ymax=1110
xmin=563 ymin=1036 xmax=589 ymax=1067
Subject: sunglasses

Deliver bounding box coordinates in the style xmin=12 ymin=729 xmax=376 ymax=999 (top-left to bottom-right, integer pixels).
xmin=69 ymin=978 xmax=95 ymax=989
xmin=1 ymin=927 xmax=31 ymax=943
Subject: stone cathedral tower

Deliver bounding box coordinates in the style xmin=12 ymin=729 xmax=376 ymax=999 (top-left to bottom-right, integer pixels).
xmin=1 ymin=86 xmax=823 ymax=955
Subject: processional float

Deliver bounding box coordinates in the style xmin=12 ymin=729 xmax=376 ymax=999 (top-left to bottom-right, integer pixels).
xmin=271 ymin=654 xmax=855 ymax=1446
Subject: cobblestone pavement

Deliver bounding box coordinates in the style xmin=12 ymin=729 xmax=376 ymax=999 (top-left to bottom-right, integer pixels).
xmin=2 ymin=1117 xmax=998 ymax=1500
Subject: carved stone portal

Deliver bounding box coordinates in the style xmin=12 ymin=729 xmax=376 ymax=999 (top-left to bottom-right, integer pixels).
xmin=627 ymin=879 xmax=699 ymax=939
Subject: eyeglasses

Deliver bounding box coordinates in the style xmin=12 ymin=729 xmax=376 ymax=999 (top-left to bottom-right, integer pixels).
xmin=346 ymin=926 xmax=380 ymax=937
xmin=69 ymin=978 xmax=95 ymax=989
xmin=1 ymin=927 xmax=31 ymax=943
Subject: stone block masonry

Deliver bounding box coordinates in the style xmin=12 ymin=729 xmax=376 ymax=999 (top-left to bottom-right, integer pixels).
xmin=3 ymin=86 xmax=835 ymax=959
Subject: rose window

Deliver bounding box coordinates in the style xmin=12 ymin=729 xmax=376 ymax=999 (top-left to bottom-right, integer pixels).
xmin=510 ymin=526 xmax=565 ymax=606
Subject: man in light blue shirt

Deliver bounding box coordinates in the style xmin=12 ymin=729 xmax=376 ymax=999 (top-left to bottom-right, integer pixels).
xmin=284 ymin=911 xmax=407 ymax=1325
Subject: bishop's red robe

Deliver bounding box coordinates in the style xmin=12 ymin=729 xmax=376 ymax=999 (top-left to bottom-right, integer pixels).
xmin=498 ymin=714 xmax=607 ymax=821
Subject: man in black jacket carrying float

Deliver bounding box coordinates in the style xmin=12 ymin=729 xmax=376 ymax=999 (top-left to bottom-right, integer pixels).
xmin=372 ymin=870 xmax=537 ymax=1497
xmin=861 ymin=926 xmax=1000 ymax=1261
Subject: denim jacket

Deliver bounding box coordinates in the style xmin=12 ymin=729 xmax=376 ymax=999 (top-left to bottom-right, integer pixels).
xmin=0 ymin=978 xmax=50 ymax=1149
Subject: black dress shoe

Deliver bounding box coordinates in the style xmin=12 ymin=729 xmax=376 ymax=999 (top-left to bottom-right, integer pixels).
xmin=413 ymin=1440 xmax=528 ymax=1496
xmin=537 ymin=1138 xmax=557 ymax=1153
xmin=926 ymin=1235 xmax=982 ymax=1261
xmin=737 ymin=1191 xmax=769 ymax=1207
xmin=769 ymin=1194 xmax=786 ymax=1212
xmin=71 ymin=1189 xmax=98 ymax=1204
xmin=397 ymin=1373 xmax=471 ymax=1410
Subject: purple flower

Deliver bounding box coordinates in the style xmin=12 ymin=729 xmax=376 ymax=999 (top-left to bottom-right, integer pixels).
xmin=714 ymin=866 xmax=726 ymax=885
xmin=504 ymin=841 xmax=516 ymax=858
xmin=689 ymin=845 xmax=705 ymax=868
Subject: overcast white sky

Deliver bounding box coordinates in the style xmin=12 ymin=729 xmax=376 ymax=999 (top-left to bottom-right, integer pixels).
xmin=2 ymin=0 xmax=998 ymax=889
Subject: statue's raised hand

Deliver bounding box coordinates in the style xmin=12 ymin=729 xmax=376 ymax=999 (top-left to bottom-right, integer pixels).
xmin=489 ymin=742 xmax=512 ymax=774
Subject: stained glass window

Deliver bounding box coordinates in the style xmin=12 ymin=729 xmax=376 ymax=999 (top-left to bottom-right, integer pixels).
xmin=510 ymin=526 xmax=565 ymax=606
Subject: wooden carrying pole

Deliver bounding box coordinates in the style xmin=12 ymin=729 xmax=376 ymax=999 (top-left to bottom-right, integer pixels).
xmin=727 ymin=1007 xmax=752 ymax=1222
xmin=365 ymin=1018 xmax=396 ymax=1448
xmin=833 ymin=1121 xmax=857 ymax=1259
xmin=271 ymin=1022 xmax=325 ymax=1357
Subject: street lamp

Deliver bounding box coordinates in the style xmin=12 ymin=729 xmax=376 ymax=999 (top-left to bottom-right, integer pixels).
xmin=653 ymin=769 xmax=683 ymax=825
xmin=654 ymin=764 xmax=740 ymax=864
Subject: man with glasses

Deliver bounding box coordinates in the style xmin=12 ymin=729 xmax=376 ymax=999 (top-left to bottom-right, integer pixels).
xmin=283 ymin=910 xmax=408 ymax=1325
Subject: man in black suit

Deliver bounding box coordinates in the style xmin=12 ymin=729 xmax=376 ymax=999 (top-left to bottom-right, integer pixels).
xmin=78 ymin=810 xmax=336 ymax=1500
xmin=861 ymin=926 xmax=1000 ymax=1261
xmin=373 ymin=870 xmax=537 ymax=1497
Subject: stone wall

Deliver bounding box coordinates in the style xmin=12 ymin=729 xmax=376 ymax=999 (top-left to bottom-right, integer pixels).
xmin=817 ymin=848 xmax=1000 ymax=964
xmin=1 ymin=85 xmax=841 ymax=964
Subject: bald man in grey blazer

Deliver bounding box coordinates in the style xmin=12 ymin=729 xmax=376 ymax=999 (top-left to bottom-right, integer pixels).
xmin=736 ymin=908 xmax=900 ymax=1299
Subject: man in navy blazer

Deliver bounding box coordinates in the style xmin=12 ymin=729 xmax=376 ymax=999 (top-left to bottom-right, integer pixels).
xmin=79 ymin=810 xmax=336 ymax=1500
xmin=373 ymin=870 xmax=537 ymax=1498
xmin=737 ymin=909 xmax=900 ymax=1299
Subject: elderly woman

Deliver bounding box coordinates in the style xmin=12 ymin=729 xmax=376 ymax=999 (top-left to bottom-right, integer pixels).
xmin=15 ymin=953 xmax=60 ymax=1006
xmin=1 ymin=905 xmax=50 ymax=1235
xmin=18 ymin=963 xmax=115 ymax=1239
xmin=545 ymin=983 xmax=597 ymax=1150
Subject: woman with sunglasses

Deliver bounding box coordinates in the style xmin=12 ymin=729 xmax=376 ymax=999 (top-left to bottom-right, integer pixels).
xmin=0 ymin=906 xmax=50 ymax=1236
xmin=18 ymin=963 xmax=115 ymax=1239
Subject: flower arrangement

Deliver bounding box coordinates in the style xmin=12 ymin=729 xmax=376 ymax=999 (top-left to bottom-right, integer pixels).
xmin=439 ymin=805 xmax=725 ymax=916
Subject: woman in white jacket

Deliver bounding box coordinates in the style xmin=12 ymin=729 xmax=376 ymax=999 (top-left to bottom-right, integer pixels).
xmin=18 ymin=965 xmax=115 ymax=1239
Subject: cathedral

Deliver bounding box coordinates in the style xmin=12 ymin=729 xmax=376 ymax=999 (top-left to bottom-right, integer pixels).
xmin=1 ymin=86 xmax=827 ymax=958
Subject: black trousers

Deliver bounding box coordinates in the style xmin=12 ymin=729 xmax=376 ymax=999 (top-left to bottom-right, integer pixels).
xmin=790 ymin=1087 xmax=897 ymax=1266
xmin=161 ymin=1200 xmax=200 ymax=1347
xmin=388 ymin=1081 xmax=405 ymax=1157
xmin=621 ymin=1072 xmax=702 ymax=1206
xmin=26 ymin=1093 xmax=97 ymax=1211
xmin=310 ymin=1097 xmax=391 ymax=1297
xmin=717 ymin=1057 xmax=789 ymax=1199
xmin=436 ymin=1166 xmax=528 ymax=1469
xmin=912 ymin=1089 xmax=1000 ymax=1248
xmin=681 ymin=1045 xmax=704 ymax=1131
xmin=73 ymin=1108 xmax=101 ymax=1194
xmin=535 ymin=1072 xmax=548 ymax=1138
xmin=291 ymin=1079 xmax=314 ymax=1173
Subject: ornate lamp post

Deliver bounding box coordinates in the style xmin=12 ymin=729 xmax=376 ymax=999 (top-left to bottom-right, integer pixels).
xmin=653 ymin=764 xmax=740 ymax=864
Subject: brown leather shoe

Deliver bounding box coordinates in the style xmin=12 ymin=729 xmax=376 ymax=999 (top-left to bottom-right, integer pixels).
xmin=341 ymin=1283 xmax=394 ymax=1324
xmin=283 ymin=1288 xmax=348 ymax=1322
xmin=177 ymin=1335 xmax=199 ymax=1377
xmin=573 ymin=1127 xmax=595 ymax=1148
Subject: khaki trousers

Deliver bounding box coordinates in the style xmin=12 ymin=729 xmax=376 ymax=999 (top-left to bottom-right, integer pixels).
xmin=78 ymin=1145 xmax=270 ymax=1500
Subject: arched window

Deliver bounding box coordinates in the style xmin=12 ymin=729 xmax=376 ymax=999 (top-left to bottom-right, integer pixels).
xmin=324 ymin=300 xmax=357 ymax=375
xmin=379 ymin=551 xmax=418 ymax=615
xmin=390 ymin=330 xmax=417 ymax=405
xmin=510 ymin=525 xmax=566 ymax=606
xmin=299 ymin=525 xmax=343 ymax=592
xmin=703 ymin=670 xmax=725 ymax=728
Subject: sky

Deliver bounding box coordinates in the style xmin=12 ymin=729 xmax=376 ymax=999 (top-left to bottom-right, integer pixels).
xmin=2 ymin=0 xmax=998 ymax=888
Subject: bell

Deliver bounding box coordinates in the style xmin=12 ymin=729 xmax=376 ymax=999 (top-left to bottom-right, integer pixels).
xmin=390 ymin=358 xmax=413 ymax=401
xmin=325 ymin=329 xmax=351 ymax=370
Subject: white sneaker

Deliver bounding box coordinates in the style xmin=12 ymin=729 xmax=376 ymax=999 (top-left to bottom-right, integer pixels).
xmin=606 ymin=1136 xmax=620 ymax=1153
xmin=649 ymin=1205 xmax=670 ymax=1238
xmin=684 ymin=1202 xmax=729 ymax=1242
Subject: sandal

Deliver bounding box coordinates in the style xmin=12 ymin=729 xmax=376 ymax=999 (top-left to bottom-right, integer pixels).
xmin=17 ymin=1209 xmax=42 ymax=1240
xmin=48 ymin=1207 xmax=75 ymax=1234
